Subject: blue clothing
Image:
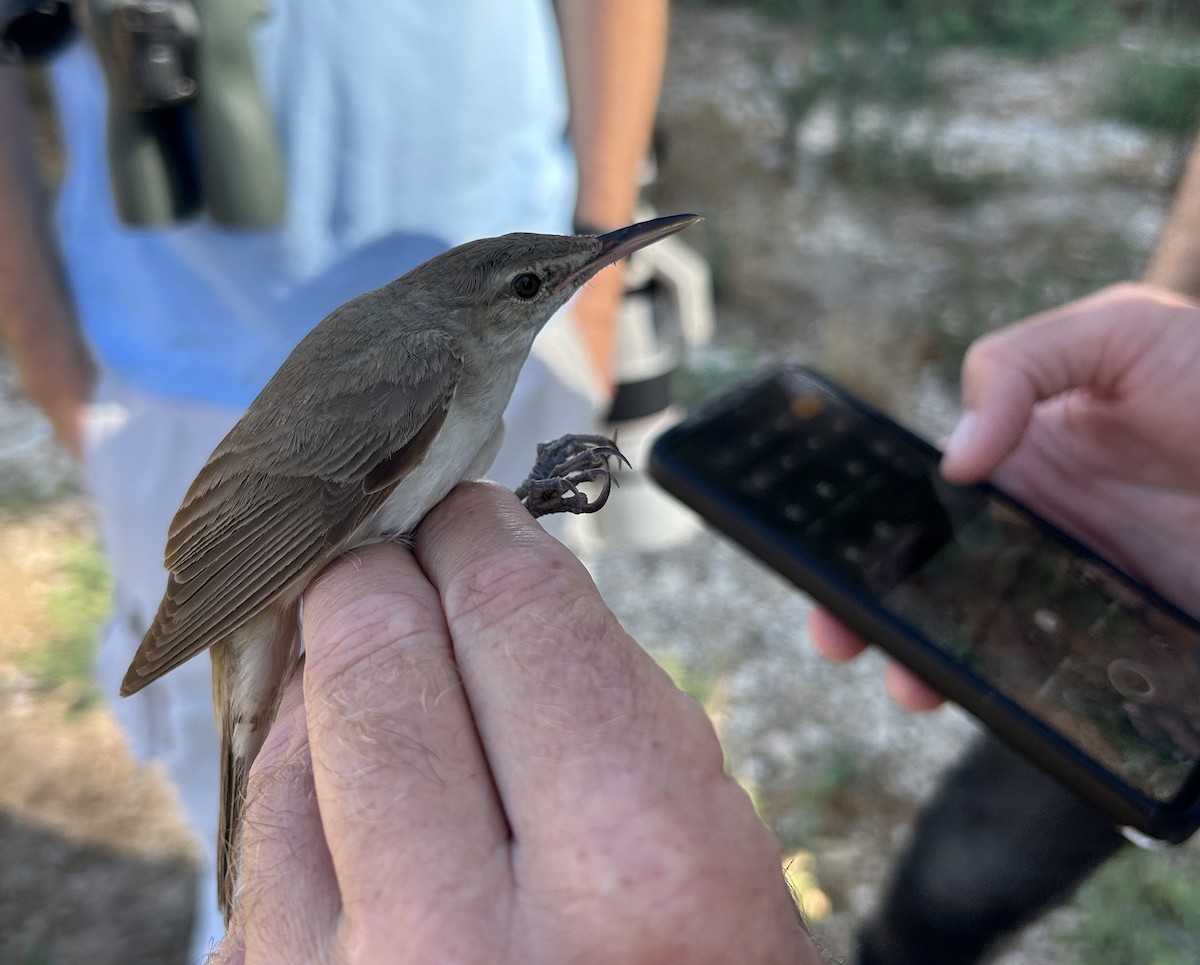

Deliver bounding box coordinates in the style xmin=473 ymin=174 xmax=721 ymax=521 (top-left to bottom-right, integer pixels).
xmin=50 ymin=1 xmax=575 ymax=408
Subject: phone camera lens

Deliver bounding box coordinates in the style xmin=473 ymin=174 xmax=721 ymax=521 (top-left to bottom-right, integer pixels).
xmin=1107 ymin=658 xmax=1156 ymax=702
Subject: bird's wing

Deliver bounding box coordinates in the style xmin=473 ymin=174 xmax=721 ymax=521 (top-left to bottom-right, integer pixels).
xmin=120 ymin=352 xmax=462 ymax=696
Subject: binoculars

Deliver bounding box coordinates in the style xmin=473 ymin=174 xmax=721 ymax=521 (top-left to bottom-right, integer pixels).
xmin=1 ymin=0 xmax=77 ymax=62
xmin=2 ymin=0 xmax=285 ymax=228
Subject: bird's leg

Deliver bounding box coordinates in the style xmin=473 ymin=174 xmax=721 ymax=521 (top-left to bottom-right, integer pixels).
xmin=516 ymin=434 xmax=631 ymax=518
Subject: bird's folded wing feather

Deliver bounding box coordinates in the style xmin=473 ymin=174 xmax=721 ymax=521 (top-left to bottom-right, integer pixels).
xmin=120 ymin=351 xmax=462 ymax=695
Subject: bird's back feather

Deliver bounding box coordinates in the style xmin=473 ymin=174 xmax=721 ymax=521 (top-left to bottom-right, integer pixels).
xmin=120 ymin=349 xmax=462 ymax=696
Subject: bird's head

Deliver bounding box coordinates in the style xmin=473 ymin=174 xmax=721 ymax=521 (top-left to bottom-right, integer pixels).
xmin=397 ymin=213 xmax=702 ymax=352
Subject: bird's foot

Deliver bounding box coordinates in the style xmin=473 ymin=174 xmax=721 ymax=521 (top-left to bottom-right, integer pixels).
xmin=516 ymin=434 xmax=630 ymax=518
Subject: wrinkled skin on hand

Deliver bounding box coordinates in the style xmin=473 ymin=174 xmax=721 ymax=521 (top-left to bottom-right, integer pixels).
xmin=212 ymin=483 xmax=820 ymax=965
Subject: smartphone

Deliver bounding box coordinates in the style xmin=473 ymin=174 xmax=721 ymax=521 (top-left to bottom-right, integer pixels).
xmin=649 ymin=365 xmax=1200 ymax=843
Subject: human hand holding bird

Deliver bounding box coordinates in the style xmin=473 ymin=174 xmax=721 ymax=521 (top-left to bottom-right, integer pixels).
xmin=117 ymin=214 xmax=701 ymax=916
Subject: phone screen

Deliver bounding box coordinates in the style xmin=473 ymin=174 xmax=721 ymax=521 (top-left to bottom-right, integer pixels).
xmin=667 ymin=368 xmax=1200 ymax=804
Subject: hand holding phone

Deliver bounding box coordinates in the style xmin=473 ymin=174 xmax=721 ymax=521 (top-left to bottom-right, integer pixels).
xmin=648 ymin=285 xmax=1200 ymax=841
xmin=810 ymin=285 xmax=1200 ymax=713
xmin=932 ymin=285 xmax=1200 ymax=613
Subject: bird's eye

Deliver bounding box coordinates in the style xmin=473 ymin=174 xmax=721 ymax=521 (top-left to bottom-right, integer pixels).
xmin=510 ymin=273 xmax=542 ymax=299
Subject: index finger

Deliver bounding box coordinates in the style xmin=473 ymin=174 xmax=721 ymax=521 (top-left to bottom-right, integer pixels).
xmin=299 ymin=543 xmax=509 ymax=921
xmin=940 ymin=284 xmax=1198 ymax=483
xmin=413 ymin=483 xmax=725 ymax=840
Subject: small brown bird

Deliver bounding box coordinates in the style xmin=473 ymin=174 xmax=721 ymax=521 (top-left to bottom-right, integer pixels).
xmin=118 ymin=213 xmax=700 ymax=918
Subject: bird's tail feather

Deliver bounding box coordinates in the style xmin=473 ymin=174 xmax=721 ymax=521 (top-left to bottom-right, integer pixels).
xmin=211 ymin=605 xmax=301 ymax=922
xmin=217 ymin=728 xmax=250 ymax=920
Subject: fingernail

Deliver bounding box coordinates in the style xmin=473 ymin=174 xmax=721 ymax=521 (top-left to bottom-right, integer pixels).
xmin=944 ymin=410 xmax=977 ymax=461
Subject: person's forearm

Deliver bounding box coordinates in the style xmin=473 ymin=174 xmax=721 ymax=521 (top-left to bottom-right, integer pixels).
xmin=555 ymin=0 xmax=668 ymax=232
xmin=0 ymin=67 xmax=94 ymax=459
xmin=1143 ymin=133 xmax=1200 ymax=298
xmin=553 ymin=0 xmax=668 ymax=393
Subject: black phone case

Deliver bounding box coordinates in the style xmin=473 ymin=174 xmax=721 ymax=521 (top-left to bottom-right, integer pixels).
xmin=649 ymin=364 xmax=1200 ymax=842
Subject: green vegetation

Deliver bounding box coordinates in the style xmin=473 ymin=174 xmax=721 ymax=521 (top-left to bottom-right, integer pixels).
xmin=672 ymin=340 xmax=760 ymax=407
xmin=1099 ymin=48 xmax=1200 ymax=135
xmin=736 ymin=0 xmax=1122 ymax=206
xmin=21 ymin=540 xmax=111 ymax=713
xmin=682 ymin=0 xmax=1119 ymax=60
xmin=657 ymin=651 xmax=727 ymax=711
xmin=828 ymin=129 xmax=1003 ymax=207
xmin=753 ymin=0 xmax=943 ymax=191
xmin=767 ymin=743 xmax=863 ymax=849
xmin=688 ymin=0 xmax=1200 ymax=152
xmin=1055 ymin=847 xmax=1200 ymax=964
xmin=0 ymin=478 xmax=64 ymax=516
xmin=918 ymin=0 xmax=1118 ymax=59
xmin=12 ymin=943 xmax=53 ymax=965
xmin=924 ymin=226 xmax=1141 ymax=380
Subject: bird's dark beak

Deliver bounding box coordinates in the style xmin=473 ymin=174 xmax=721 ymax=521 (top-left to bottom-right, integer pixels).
xmin=552 ymin=213 xmax=702 ymax=293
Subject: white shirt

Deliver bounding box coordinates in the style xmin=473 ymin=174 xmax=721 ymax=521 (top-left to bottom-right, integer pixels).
xmin=51 ymin=0 xmax=575 ymax=406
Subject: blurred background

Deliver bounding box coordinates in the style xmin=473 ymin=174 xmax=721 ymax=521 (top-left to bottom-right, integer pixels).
xmin=3 ymin=1 xmax=1200 ymax=961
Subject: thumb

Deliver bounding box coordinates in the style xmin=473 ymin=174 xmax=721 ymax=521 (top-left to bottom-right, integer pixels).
xmin=939 ymin=284 xmax=1173 ymax=483
xmin=938 ymin=360 xmax=1036 ymax=485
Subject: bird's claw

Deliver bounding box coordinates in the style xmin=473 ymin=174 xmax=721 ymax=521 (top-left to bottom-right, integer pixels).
xmin=516 ymin=434 xmax=630 ymax=518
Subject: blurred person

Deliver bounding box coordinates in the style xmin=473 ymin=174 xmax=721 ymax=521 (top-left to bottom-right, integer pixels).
xmin=0 ymin=1 xmax=667 ymax=958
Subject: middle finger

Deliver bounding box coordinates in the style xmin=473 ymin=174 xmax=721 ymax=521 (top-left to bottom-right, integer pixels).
xmin=301 ymin=543 xmax=510 ymax=918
